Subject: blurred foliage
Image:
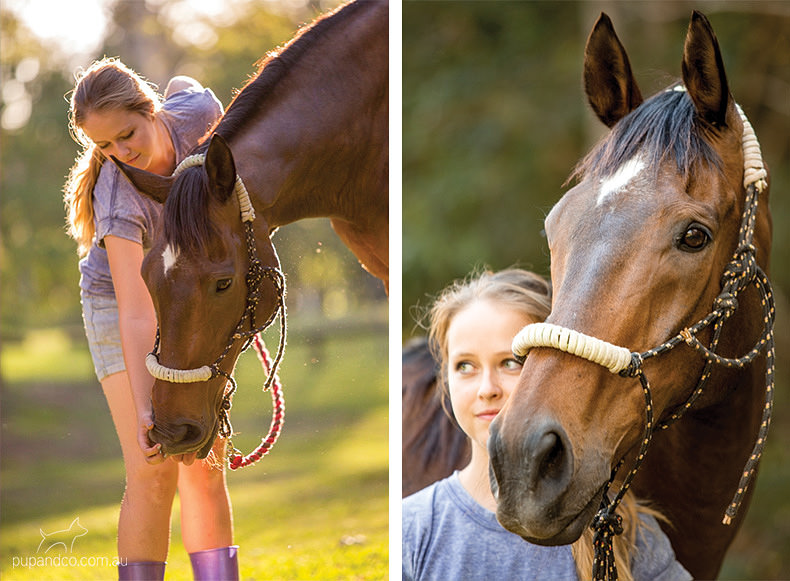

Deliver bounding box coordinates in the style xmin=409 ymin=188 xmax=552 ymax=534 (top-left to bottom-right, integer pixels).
xmin=403 ymin=0 xmax=790 ymax=335
xmin=0 ymin=0 xmax=385 ymax=342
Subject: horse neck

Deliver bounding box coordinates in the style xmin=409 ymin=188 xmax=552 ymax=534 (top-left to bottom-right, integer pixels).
xmin=228 ymin=3 xmax=388 ymax=230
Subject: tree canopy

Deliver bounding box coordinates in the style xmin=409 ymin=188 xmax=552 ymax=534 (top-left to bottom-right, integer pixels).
xmin=1 ymin=0 xmax=387 ymax=340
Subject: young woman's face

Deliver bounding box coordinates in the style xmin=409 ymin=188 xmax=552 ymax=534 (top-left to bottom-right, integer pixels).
xmin=446 ymin=299 xmax=535 ymax=453
xmin=81 ymin=108 xmax=166 ymax=174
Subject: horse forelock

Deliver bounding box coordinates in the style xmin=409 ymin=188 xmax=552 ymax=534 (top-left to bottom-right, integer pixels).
xmin=162 ymin=167 xmax=219 ymax=256
xmin=570 ymin=89 xmax=724 ymax=188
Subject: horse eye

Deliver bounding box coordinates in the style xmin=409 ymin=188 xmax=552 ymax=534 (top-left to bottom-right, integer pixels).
xmin=678 ymin=224 xmax=711 ymax=252
xmin=216 ymin=278 xmax=233 ymax=292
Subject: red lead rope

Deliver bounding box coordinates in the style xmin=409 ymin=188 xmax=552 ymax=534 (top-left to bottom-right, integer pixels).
xmin=227 ymin=334 xmax=285 ymax=470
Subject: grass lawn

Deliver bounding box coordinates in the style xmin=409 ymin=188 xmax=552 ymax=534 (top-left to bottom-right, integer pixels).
xmin=0 ymin=310 xmax=388 ymax=580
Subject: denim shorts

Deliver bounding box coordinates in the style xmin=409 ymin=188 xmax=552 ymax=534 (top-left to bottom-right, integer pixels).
xmin=81 ymin=292 xmax=126 ymax=381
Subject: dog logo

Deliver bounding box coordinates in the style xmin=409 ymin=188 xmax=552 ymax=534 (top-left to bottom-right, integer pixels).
xmin=36 ymin=517 xmax=88 ymax=554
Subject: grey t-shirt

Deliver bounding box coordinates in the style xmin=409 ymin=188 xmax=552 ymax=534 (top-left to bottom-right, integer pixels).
xmin=402 ymin=472 xmax=692 ymax=581
xmin=78 ymin=87 xmax=222 ymax=298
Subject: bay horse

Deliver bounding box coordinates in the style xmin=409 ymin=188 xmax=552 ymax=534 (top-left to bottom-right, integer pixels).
xmin=114 ymin=0 xmax=387 ymax=461
xmin=488 ymin=12 xmax=773 ymax=580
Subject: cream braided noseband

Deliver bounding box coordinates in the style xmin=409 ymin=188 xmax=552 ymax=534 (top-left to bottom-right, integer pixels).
xmin=512 ymin=103 xmax=774 ymax=579
xmin=513 ymin=323 xmax=632 ymax=374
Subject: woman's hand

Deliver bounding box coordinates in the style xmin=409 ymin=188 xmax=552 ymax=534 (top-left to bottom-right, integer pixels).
xmin=138 ymin=411 xmax=164 ymax=464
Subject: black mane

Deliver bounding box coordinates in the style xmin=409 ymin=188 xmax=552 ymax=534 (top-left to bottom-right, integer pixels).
xmin=163 ymin=167 xmax=218 ymax=255
xmin=571 ymin=86 xmax=723 ymax=184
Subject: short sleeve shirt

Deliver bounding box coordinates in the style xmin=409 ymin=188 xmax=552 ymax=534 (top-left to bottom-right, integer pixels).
xmin=78 ymin=87 xmax=223 ymax=297
xmin=402 ymin=472 xmax=692 ymax=581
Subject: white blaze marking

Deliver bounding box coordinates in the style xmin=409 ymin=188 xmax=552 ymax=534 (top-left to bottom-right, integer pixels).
xmin=162 ymin=244 xmax=180 ymax=276
xmin=597 ymin=156 xmax=646 ymax=205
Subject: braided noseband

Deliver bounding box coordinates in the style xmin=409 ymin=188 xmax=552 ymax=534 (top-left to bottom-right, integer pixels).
xmin=512 ymin=105 xmax=774 ymax=580
xmin=146 ymin=153 xmax=287 ymax=469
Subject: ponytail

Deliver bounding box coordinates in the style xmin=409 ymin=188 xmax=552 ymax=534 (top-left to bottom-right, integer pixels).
xmin=64 ymin=144 xmax=105 ymax=256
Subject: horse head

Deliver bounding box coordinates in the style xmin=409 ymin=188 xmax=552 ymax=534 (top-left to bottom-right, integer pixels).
xmin=488 ymin=11 xmax=771 ymax=549
xmin=115 ymin=133 xmax=283 ymax=459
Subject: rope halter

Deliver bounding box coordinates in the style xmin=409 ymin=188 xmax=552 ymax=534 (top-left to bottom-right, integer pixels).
xmin=145 ymin=152 xmax=287 ymax=469
xmin=512 ymin=104 xmax=774 ymax=580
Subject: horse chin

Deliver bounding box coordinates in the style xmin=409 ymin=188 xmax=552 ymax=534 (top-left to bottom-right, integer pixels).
xmin=496 ymin=482 xmax=605 ymax=546
xmin=156 ymin=438 xmax=214 ymax=460
xmin=521 ymin=487 xmax=603 ymax=546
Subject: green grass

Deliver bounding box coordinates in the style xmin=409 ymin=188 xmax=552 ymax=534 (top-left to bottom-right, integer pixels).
xmin=0 ymin=313 xmax=388 ymax=580
xmin=1 ymin=328 xmax=95 ymax=383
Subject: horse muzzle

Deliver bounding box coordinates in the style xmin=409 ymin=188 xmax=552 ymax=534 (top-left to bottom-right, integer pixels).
xmin=149 ymin=411 xmax=217 ymax=459
xmin=488 ymin=414 xmax=610 ymax=545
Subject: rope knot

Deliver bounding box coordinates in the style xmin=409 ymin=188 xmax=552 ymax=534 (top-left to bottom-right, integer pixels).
xmin=619 ymin=352 xmax=643 ymax=378
xmin=591 ymin=506 xmax=624 ymax=581
xmin=679 ymin=328 xmax=695 ymax=346
xmin=592 ymin=508 xmax=624 ymax=536
xmin=713 ymin=292 xmax=738 ymax=317
xmin=723 ymin=248 xmax=757 ymax=288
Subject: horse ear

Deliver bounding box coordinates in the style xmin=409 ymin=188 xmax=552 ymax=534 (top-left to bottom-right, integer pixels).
xmin=682 ymin=11 xmax=730 ymax=128
xmin=112 ymin=157 xmax=173 ymax=204
xmin=205 ymin=134 xmax=236 ymax=204
xmin=583 ymin=13 xmax=643 ymax=128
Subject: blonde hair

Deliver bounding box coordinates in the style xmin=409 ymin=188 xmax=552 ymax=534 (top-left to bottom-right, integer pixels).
xmin=423 ymin=267 xmax=667 ymax=581
xmin=425 ymin=267 xmax=552 ymax=409
xmin=63 ymin=57 xmax=162 ymax=255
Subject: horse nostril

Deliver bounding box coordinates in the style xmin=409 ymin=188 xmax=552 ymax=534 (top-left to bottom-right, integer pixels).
xmin=536 ymin=432 xmax=564 ymax=481
xmin=177 ymin=421 xmax=205 ymax=446
xmin=488 ymin=418 xmax=575 ymax=508
xmin=526 ymin=422 xmax=573 ymax=496
xmin=182 ymin=424 xmax=203 ymax=442
xmin=154 ymin=419 xmax=207 ymax=450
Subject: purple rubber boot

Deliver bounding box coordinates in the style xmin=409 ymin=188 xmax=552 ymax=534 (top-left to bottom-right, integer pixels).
xmin=117 ymin=561 xmax=166 ymax=580
xmin=189 ymin=545 xmax=239 ymax=581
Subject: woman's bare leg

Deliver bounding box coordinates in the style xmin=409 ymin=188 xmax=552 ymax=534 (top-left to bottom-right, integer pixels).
xmin=178 ymin=438 xmax=234 ymax=552
xmin=102 ymin=371 xmax=178 ymax=561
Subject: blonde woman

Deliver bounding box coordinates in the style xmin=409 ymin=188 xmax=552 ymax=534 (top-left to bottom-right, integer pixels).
xmin=403 ymin=268 xmax=691 ymax=581
xmin=64 ymin=57 xmax=237 ymax=580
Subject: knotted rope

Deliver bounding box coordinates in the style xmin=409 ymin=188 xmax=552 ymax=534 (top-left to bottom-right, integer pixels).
xmin=146 ymin=153 xmax=288 ymax=469
xmin=512 ymin=104 xmax=774 ymax=580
